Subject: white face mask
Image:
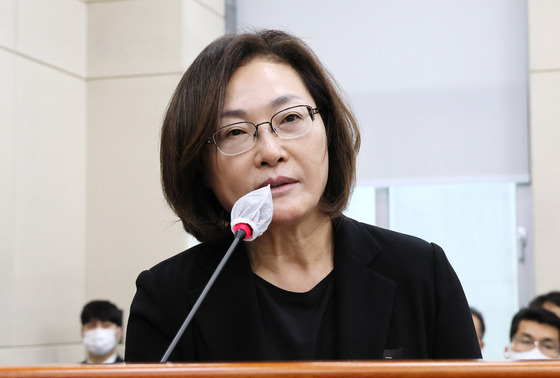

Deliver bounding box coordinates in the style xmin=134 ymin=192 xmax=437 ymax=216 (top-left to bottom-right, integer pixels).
xmin=505 ymin=344 xmax=555 ymax=360
xmin=83 ymin=328 xmax=118 ymax=356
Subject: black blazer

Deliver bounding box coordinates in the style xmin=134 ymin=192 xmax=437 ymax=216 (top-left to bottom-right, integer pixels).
xmin=125 ymin=217 xmax=481 ymax=362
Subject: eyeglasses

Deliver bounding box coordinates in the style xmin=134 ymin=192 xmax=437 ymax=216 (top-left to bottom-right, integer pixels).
xmin=511 ymin=335 xmax=560 ymax=358
xmin=206 ymin=105 xmax=320 ymax=156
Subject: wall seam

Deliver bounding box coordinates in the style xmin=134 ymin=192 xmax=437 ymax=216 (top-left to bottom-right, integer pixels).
xmin=0 ymin=45 xmax=84 ymax=80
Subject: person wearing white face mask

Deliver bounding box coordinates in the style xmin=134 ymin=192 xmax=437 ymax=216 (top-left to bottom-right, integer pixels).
xmin=504 ymin=307 xmax=560 ymax=360
xmin=80 ymin=300 xmax=124 ymax=364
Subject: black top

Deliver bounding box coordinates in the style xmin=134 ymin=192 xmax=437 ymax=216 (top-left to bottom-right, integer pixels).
xmin=125 ymin=217 xmax=482 ymax=362
xmin=253 ymin=271 xmax=336 ymax=360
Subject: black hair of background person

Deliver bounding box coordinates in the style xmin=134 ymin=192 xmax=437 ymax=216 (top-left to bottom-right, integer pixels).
xmin=529 ymin=291 xmax=560 ymax=309
xmin=81 ymin=300 xmax=123 ymax=327
xmin=509 ymin=307 xmax=560 ymax=340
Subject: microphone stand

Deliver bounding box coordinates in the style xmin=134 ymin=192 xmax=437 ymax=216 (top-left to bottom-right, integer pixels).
xmin=160 ymin=228 xmax=247 ymax=362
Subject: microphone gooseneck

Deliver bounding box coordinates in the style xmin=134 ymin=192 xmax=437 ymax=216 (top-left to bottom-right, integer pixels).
xmin=160 ymin=228 xmax=247 ymax=362
xmin=160 ymin=184 xmax=272 ymax=362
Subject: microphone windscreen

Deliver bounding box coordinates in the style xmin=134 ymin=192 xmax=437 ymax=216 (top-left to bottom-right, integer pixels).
xmin=230 ymin=185 xmax=273 ymax=241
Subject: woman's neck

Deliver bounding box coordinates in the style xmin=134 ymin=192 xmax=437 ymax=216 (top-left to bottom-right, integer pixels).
xmin=246 ymin=215 xmax=334 ymax=292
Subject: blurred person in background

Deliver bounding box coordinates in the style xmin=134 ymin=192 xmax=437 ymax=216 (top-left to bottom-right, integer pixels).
xmin=530 ymin=291 xmax=560 ymax=319
xmin=505 ymin=307 xmax=560 ymax=360
xmin=471 ymin=307 xmax=485 ymax=351
xmin=81 ymin=300 xmax=124 ymax=364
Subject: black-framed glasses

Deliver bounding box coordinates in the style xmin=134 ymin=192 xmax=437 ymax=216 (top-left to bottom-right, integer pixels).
xmin=206 ymin=105 xmax=320 ymax=156
xmin=511 ymin=335 xmax=560 ymax=358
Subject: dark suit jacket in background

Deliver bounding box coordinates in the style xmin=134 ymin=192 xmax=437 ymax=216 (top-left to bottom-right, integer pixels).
xmin=125 ymin=217 xmax=481 ymax=362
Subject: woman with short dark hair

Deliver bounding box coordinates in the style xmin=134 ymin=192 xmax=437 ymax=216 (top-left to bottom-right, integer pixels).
xmin=160 ymin=30 xmax=359 ymax=245
xmin=126 ymin=29 xmax=481 ymax=362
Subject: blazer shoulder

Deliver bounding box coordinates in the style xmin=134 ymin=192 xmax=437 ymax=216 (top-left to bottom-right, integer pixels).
xmin=341 ymin=217 xmax=437 ymax=253
xmin=149 ymin=243 xmax=204 ymax=271
xmin=143 ymin=241 xmax=227 ymax=291
xmin=338 ymin=217 xmax=446 ymax=278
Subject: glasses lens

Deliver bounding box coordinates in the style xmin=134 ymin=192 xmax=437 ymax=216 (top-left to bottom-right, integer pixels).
xmin=214 ymin=122 xmax=255 ymax=155
xmin=513 ymin=336 xmax=560 ymax=357
xmin=539 ymin=341 xmax=560 ymax=358
xmin=272 ymin=106 xmax=313 ymax=139
xmin=513 ymin=336 xmax=536 ymax=352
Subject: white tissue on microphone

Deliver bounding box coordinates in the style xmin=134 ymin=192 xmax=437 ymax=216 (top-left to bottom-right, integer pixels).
xmin=230 ymin=185 xmax=273 ymax=241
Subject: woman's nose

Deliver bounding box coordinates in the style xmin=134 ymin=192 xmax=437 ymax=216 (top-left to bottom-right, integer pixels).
xmin=254 ymin=124 xmax=286 ymax=166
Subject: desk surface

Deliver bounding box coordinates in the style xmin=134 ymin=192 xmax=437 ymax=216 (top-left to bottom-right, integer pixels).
xmin=1 ymin=361 xmax=560 ymax=378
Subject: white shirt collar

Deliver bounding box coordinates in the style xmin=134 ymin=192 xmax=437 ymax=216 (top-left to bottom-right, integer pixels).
xmin=85 ymin=352 xmax=119 ymax=364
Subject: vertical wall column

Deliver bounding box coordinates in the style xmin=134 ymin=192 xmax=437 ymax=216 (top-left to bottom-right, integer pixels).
xmin=0 ymin=0 xmax=87 ymax=364
xmin=0 ymin=0 xmax=225 ymax=365
xmin=85 ymin=0 xmax=225 ymax=343
xmin=528 ymin=0 xmax=560 ymax=294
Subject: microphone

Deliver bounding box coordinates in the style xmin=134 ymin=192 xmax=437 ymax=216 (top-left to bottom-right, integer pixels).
xmin=160 ymin=185 xmax=273 ymax=362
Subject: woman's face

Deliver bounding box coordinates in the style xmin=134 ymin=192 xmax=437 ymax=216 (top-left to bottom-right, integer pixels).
xmin=205 ymin=57 xmax=329 ymax=225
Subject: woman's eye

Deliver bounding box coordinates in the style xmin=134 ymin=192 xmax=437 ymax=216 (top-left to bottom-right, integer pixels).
xmin=282 ymin=113 xmax=302 ymax=123
xmin=223 ymin=127 xmax=248 ymax=139
xmin=228 ymin=129 xmax=245 ymax=136
xmin=542 ymin=342 xmax=556 ymax=350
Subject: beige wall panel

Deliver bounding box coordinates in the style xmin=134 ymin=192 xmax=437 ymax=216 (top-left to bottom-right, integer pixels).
xmin=182 ymin=0 xmax=225 ymax=67
xmin=529 ymin=0 xmax=560 ymax=71
xmin=0 ymin=343 xmax=84 ymax=365
xmin=86 ymin=74 xmax=186 ymax=319
xmin=530 ymin=71 xmax=560 ymax=294
xmin=0 ymin=0 xmax=16 ymax=49
xmin=87 ymin=0 xmax=183 ymax=78
xmin=0 ymin=50 xmax=16 ymax=348
xmin=13 ymin=57 xmax=86 ymax=346
xmin=0 ymin=340 xmax=122 ymax=365
xmin=17 ymin=0 xmax=86 ymax=76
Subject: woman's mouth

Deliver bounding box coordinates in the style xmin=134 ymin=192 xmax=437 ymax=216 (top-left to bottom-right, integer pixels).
xmin=260 ymin=177 xmax=298 ymax=195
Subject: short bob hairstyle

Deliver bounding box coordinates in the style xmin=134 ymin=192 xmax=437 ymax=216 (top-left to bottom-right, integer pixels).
xmin=161 ymin=29 xmax=360 ymax=244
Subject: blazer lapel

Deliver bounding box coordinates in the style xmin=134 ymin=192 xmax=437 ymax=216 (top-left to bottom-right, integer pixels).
xmin=334 ymin=218 xmax=397 ymax=359
xmin=187 ymin=244 xmax=267 ymax=361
